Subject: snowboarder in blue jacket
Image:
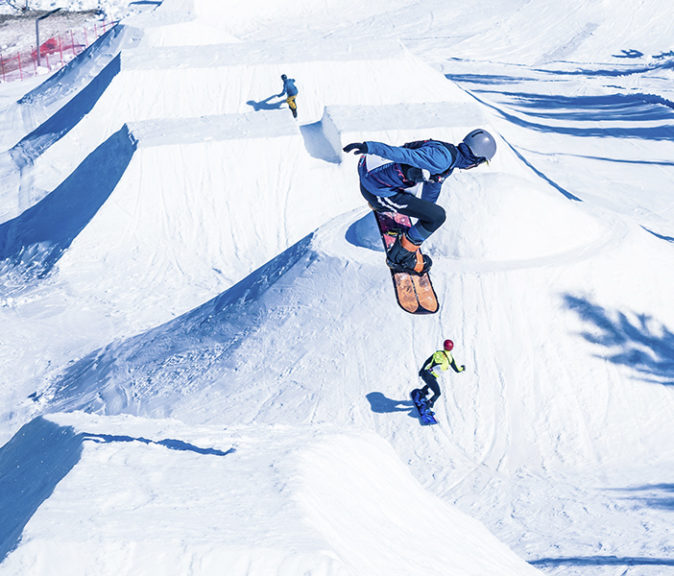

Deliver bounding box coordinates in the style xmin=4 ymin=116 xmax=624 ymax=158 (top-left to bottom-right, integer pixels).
xmin=278 ymin=74 xmax=299 ymax=118
xmin=343 ymin=130 xmax=496 ymax=274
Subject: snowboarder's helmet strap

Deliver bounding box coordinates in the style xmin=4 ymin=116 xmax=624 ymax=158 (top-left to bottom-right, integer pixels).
xmin=462 ymin=129 xmax=497 ymax=162
xmin=443 ymin=339 xmax=454 ymax=351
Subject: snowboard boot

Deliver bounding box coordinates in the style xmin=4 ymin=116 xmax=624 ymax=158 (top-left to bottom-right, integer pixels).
xmin=386 ymin=231 xmax=432 ymax=275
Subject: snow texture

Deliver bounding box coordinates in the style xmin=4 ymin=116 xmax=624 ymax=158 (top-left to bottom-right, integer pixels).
xmin=1 ymin=0 xmax=674 ymax=575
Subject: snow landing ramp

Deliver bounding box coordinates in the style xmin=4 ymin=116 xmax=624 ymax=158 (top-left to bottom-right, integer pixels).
xmin=0 ymin=413 xmax=543 ymax=576
xmin=1 ymin=108 xmax=359 ymax=328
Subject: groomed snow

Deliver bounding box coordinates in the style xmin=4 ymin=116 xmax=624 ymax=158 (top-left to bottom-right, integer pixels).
xmin=1 ymin=0 xmax=673 ymax=575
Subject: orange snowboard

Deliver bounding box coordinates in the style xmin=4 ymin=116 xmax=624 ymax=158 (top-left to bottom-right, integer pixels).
xmin=373 ymin=211 xmax=439 ymax=315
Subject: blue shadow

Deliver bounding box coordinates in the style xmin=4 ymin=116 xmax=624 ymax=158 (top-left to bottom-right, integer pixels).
xmin=617 ymin=483 xmax=674 ymax=511
xmin=246 ymin=94 xmax=283 ymax=111
xmin=500 ymin=137 xmax=581 ymax=201
xmin=445 ymin=73 xmax=531 ymax=85
xmin=0 ymin=126 xmax=137 ymax=280
xmin=469 ymin=91 xmax=674 ymax=142
xmin=564 ymin=294 xmax=674 ymax=385
xmin=531 ymin=556 xmax=674 ymax=568
xmin=0 ymin=416 xmax=235 ymax=562
xmin=11 ymin=53 xmax=121 ymax=168
xmin=83 ymin=433 xmax=235 ymax=456
xmin=642 ymin=227 xmax=674 ymax=243
xmin=483 ymin=91 xmax=674 ymax=122
xmin=366 ymin=392 xmax=414 ymax=415
xmin=345 ymin=211 xmax=384 ymax=251
xmin=534 ymin=56 xmax=674 ymax=77
xmin=613 ymin=49 xmax=644 ymax=59
xmin=0 ymin=417 xmax=83 ymax=562
xmin=299 ymin=121 xmax=341 ymax=164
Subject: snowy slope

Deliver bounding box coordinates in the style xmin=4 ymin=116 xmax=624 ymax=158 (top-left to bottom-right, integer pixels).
xmin=0 ymin=412 xmax=542 ymax=576
xmin=1 ymin=0 xmax=674 ymax=575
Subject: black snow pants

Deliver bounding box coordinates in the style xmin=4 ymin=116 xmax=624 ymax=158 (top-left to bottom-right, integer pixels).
xmin=419 ymin=369 xmax=441 ymax=405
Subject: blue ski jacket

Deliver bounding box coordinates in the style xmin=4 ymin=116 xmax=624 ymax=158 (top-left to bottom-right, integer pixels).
xmin=279 ymin=77 xmax=298 ymax=97
xmin=357 ymin=139 xmax=475 ymax=200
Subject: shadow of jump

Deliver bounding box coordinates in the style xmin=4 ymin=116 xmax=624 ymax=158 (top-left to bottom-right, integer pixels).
xmin=0 ymin=416 xmax=235 ymax=562
xmin=0 ymin=125 xmax=137 ymax=281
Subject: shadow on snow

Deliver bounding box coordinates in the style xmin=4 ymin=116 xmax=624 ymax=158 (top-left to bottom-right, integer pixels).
xmin=469 ymin=91 xmax=674 ymax=142
xmin=366 ymin=392 xmax=415 ymax=418
xmin=642 ymin=226 xmax=674 ymax=244
xmin=612 ymin=483 xmax=674 ymax=512
xmin=564 ymin=294 xmax=674 ymax=386
xmin=531 ymin=556 xmax=674 ymax=568
xmin=478 ymin=91 xmax=674 ymax=122
xmin=534 ymin=56 xmax=674 ymax=77
xmin=0 ymin=126 xmax=136 ymax=282
xmin=0 ymin=416 xmax=234 ymax=563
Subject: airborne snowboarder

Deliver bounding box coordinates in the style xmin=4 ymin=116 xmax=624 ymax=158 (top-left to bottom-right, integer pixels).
xmin=343 ymin=130 xmax=497 ymax=275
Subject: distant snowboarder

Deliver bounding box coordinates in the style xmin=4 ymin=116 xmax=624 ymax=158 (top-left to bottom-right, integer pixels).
xmin=415 ymin=339 xmax=465 ymax=409
xmin=278 ymin=73 xmax=299 ymax=118
xmin=342 ymin=130 xmax=497 ymax=275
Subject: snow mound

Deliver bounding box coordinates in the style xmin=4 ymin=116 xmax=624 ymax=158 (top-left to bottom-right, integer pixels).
xmin=0 ymin=412 xmax=542 ymax=576
xmin=434 ymin=172 xmax=608 ymax=263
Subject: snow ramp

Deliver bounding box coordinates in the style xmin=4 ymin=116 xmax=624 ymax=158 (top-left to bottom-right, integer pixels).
xmin=0 ymin=125 xmax=137 ymax=283
xmin=45 ymin=110 xmax=358 ymax=331
xmin=0 ymin=412 xmax=543 ymax=576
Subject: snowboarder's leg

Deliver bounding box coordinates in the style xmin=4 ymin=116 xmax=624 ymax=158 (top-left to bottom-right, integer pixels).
xmin=287 ymin=95 xmax=297 ymax=117
xmin=386 ymin=232 xmax=431 ymax=274
xmin=418 ymin=370 xmax=440 ymax=407
xmin=426 ymin=379 xmax=441 ymax=407
xmin=378 ymin=192 xmax=446 ymax=244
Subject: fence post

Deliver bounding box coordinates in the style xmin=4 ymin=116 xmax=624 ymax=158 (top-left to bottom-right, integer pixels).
xmin=36 ymin=8 xmax=62 ymax=67
xmin=70 ymin=30 xmax=76 ymax=56
xmin=58 ymin=35 xmax=63 ymax=66
xmin=0 ymin=50 xmax=4 ymax=83
xmin=18 ymin=52 xmax=23 ymax=81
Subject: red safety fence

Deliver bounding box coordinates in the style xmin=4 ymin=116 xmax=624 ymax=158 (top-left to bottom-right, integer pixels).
xmin=0 ymin=20 xmax=117 ymax=83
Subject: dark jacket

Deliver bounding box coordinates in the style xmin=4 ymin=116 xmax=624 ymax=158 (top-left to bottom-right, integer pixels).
xmin=357 ymin=139 xmax=475 ymax=199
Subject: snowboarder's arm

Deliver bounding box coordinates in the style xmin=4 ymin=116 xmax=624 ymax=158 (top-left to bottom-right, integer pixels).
xmin=364 ymin=141 xmax=454 ymax=174
xmin=449 ymin=356 xmax=465 ymax=373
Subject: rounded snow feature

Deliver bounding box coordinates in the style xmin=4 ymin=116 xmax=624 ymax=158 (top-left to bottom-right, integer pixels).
xmin=436 ymin=172 xmax=607 ymax=263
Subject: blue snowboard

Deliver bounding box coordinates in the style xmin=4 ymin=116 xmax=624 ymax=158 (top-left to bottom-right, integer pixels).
xmin=411 ymin=389 xmax=437 ymax=425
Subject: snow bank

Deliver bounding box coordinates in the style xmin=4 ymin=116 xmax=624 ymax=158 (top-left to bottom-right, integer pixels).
xmin=436 ymin=171 xmax=610 ymax=263
xmin=0 ymin=412 xmax=543 ymax=576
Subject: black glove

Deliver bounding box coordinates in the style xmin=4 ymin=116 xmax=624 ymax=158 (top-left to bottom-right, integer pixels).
xmin=342 ymin=142 xmax=368 ymax=155
xmin=403 ymin=166 xmax=431 ymax=183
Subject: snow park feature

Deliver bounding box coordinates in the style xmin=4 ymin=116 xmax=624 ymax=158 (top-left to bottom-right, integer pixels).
xmin=1 ymin=0 xmax=673 ymax=575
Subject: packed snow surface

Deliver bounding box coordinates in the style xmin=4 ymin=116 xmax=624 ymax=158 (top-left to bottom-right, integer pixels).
xmin=1 ymin=0 xmax=673 ymax=575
